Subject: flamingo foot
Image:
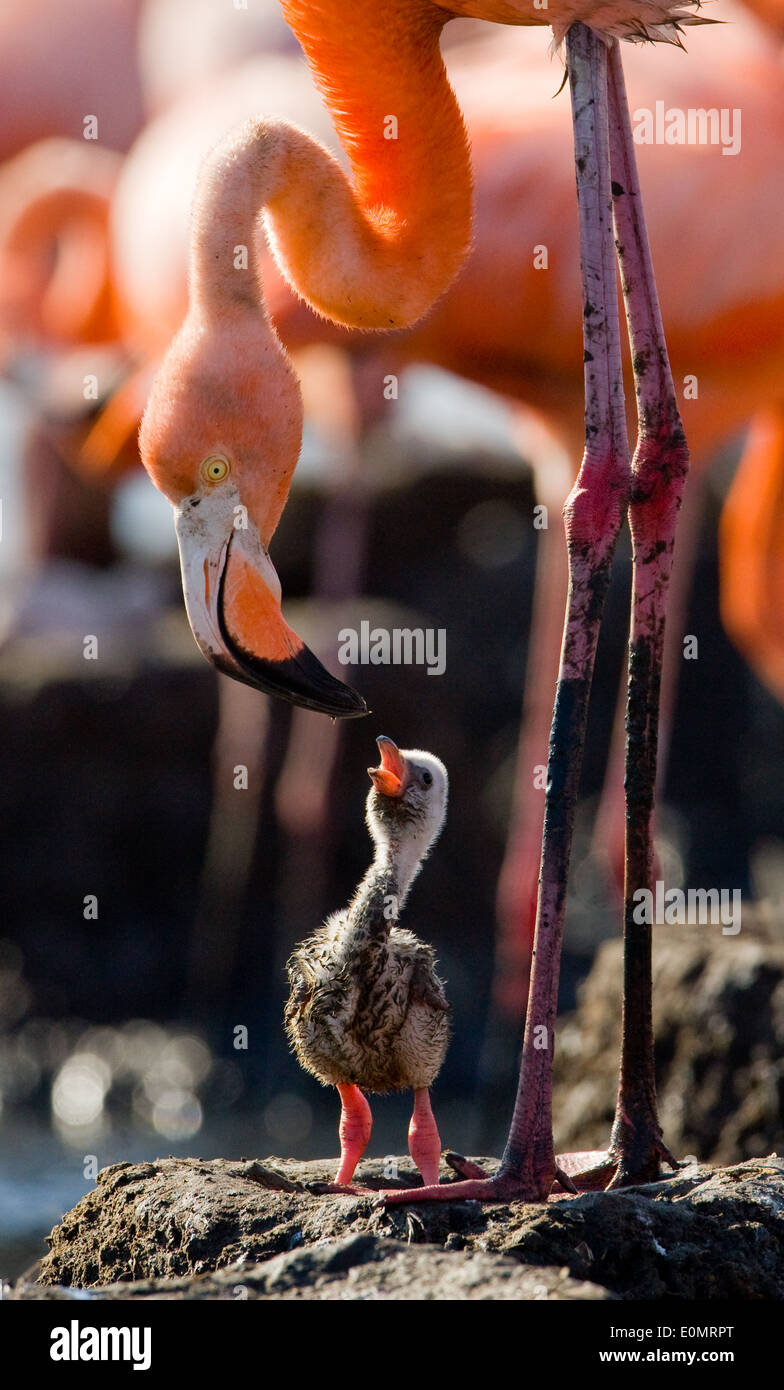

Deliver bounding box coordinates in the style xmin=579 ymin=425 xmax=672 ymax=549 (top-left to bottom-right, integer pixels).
xmin=444 ymin=1152 xmax=491 ymax=1181
xmin=307 ymin=1181 xmax=377 ymax=1197
xmin=445 ymin=1151 xmax=578 ymax=1195
xmin=605 ymin=1136 xmax=682 ymax=1191
xmin=556 ymin=1137 xmax=682 ymax=1193
xmin=379 ymin=1170 xmax=551 ymax=1205
xmin=379 ymin=1152 xmax=571 ymax=1205
xmin=373 ymin=1136 xmax=684 ymax=1202
xmin=555 ymin=1150 xmax=619 ymax=1192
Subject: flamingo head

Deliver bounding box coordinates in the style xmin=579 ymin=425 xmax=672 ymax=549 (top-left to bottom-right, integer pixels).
xmin=139 ymin=314 xmax=367 ymax=718
xmin=367 ymin=736 xmax=449 ymax=869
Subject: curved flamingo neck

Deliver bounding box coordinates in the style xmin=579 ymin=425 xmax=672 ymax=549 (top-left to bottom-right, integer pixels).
xmin=370 ymin=831 xmax=424 ymax=909
xmin=344 ymin=862 xmax=398 ymax=953
xmin=188 ymin=127 xmax=283 ymax=325
xmin=342 ymin=830 xmax=424 ymax=956
xmin=190 ymin=0 xmax=472 ymax=333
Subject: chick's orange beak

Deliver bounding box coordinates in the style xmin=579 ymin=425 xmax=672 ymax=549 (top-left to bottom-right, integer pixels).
xmin=368 ymin=735 xmax=407 ymax=798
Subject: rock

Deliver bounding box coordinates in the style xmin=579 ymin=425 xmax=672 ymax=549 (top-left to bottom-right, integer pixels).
xmin=30 ymin=1152 xmax=784 ymax=1300
xmin=553 ymin=924 xmax=784 ymax=1165
xmin=15 ymin=1232 xmax=610 ymax=1301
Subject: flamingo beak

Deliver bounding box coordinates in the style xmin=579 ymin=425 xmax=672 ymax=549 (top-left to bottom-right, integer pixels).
xmin=173 ymin=493 xmax=367 ymax=718
xmin=368 ymin=735 xmax=408 ymax=798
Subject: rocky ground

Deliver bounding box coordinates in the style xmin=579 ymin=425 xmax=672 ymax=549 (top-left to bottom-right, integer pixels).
xmin=552 ymin=921 xmax=784 ymax=1164
xmin=9 ymin=1152 xmax=784 ymax=1301
xmin=8 ymin=921 xmax=783 ymax=1301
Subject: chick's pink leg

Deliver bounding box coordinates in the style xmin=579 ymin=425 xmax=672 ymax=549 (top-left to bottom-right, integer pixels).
xmin=335 ymin=1083 xmax=372 ymax=1185
xmin=408 ymin=1088 xmax=441 ymax=1187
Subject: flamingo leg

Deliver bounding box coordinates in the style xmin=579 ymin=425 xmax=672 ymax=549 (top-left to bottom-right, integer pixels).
xmin=408 ymin=1088 xmax=442 ymax=1187
xmin=601 ymin=40 xmax=688 ymax=1187
xmin=334 ymin=1082 xmax=373 ymax=1186
xmin=383 ymin=23 xmax=630 ymax=1206
xmin=560 ymin=40 xmax=688 ymax=1193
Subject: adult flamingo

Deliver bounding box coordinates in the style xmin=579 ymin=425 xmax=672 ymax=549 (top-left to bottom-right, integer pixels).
xmin=0 ymin=139 xmax=122 ymax=355
xmin=138 ymin=0 xmax=700 ymax=1201
xmin=0 ymin=0 xmax=144 ymax=162
xmin=96 ymin=13 xmax=779 ymax=1033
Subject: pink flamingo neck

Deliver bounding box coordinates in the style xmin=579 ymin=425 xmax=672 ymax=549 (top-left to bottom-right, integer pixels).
xmin=190 ymin=0 xmax=473 ymax=332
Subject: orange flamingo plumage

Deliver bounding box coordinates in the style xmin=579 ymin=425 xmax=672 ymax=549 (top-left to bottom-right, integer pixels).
xmin=138 ymin=3 xmax=472 ymax=715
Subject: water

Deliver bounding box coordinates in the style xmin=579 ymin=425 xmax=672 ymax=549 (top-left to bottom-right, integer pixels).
xmin=0 ymin=1109 xmax=270 ymax=1280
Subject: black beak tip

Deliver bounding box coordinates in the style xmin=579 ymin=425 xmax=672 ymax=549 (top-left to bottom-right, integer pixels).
xmin=335 ymin=686 xmax=370 ymax=719
xmin=214 ymin=630 xmax=369 ymax=719
xmin=264 ymin=657 xmax=369 ymax=718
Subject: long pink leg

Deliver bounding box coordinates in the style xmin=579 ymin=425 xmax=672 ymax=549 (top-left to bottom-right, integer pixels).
xmin=334 ymin=1083 xmax=372 ymax=1186
xmin=600 ymin=39 xmax=686 ymax=1187
xmin=408 ymin=1088 xmax=442 ymax=1186
xmin=563 ymin=39 xmax=688 ymax=1191
xmin=384 ymin=23 xmax=630 ymax=1206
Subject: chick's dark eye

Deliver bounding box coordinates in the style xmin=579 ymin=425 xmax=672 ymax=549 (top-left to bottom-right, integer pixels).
xmin=422 ymin=770 xmax=433 ymax=786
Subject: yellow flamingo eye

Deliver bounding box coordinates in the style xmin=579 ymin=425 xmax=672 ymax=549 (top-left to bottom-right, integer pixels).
xmin=200 ymin=454 xmax=230 ymax=484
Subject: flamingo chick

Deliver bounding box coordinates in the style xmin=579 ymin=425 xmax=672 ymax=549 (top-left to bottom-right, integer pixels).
xmin=285 ymin=736 xmax=450 ymax=1191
